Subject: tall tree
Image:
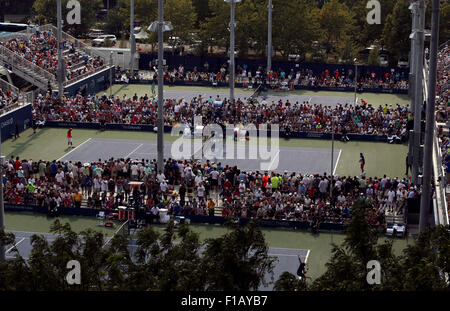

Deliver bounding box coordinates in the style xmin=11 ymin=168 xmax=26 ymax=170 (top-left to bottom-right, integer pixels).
xmin=400 ymin=225 xmax=450 ymax=290
xmin=382 ymin=0 xmax=411 ymax=63
xmin=313 ymin=0 xmax=354 ymax=59
xmin=164 ymin=0 xmax=197 ymax=46
xmin=309 ymin=200 xmax=404 ymax=291
xmin=32 ymin=0 xmax=103 ymax=37
xmin=272 ymin=0 xmax=319 ymax=59
xmin=201 ymin=220 xmax=276 ymax=290
xmin=367 ymin=46 xmax=381 ymax=66
xmin=440 ymin=1 xmax=450 ymax=45
xmin=200 ymin=0 xmax=230 ymax=54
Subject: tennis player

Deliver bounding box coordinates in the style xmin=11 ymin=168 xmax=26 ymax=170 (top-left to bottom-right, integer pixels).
xmin=67 ymin=128 xmax=73 ymax=148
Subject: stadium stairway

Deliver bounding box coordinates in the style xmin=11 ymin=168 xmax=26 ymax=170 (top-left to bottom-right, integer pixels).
xmin=0 ymin=46 xmax=57 ymax=91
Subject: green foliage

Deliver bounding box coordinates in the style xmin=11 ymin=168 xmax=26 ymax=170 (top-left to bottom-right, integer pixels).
xmin=382 ymin=0 xmax=411 ymax=63
xmin=0 ymin=219 xmax=275 ymax=291
xmin=440 ymin=2 xmax=450 ymax=45
xmin=5 ymin=0 xmax=450 ymax=63
xmin=32 ymin=0 xmax=103 ymax=37
xmin=201 ymin=219 xmax=276 ymax=290
xmin=165 ymin=0 xmax=197 ymax=45
xmin=272 ymin=0 xmax=318 ymax=58
xmin=103 ymin=7 xmax=126 ymax=37
xmin=313 ymin=0 xmax=354 ymax=58
xmin=273 ymin=272 xmax=309 ymax=291
xmin=400 ymin=225 xmax=450 ymax=290
xmin=367 ymin=46 xmax=381 ymax=66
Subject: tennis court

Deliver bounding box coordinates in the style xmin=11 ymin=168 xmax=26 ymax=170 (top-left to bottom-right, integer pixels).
xmin=57 ymin=137 xmax=341 ymax=174
xmin=105 ymin=84 xmax=410 ymax=109
xmin=5 ymin=228 xmax=310 ymax=290
xmin=110 ymin=85 xmax=355 ymax=108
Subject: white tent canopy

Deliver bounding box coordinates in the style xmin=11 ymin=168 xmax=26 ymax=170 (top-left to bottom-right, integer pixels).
xmin=134 ymin=28 xmax=149 ymax=40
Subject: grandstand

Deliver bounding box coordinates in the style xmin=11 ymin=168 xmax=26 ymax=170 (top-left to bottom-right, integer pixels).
xmin=1 ymin=0 xmax=449 ymax=294
xmin=0 ymin=24 xmax=113 ymax=97
xmin=432 ymin=40 xmax=450 ymax=225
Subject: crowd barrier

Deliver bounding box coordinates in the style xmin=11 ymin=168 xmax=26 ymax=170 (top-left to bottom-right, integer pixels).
xmin=138 ymin=53 xmax=409 ymax=80
xmin=43 ymin=120 xmax=402 ymax=144
xmin=65 ymin=66 xmax=114 ymax=97
xmin=0 ymin=103 xmax=32 ymax=142
xmin=115 ymin=79 xmax=408 ymax=95
xmin=4 ymin=203 xmax=350 ymax=231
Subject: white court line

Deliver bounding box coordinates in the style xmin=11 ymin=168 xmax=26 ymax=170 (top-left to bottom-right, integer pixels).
xmin=90 ymin=140 xmax=145 ymax=145
xmin=308 ymin=97 xmax=312 ymax=104
xmin=6 ymin=237 xmax=25 ymax=254
xmin=305 ymin=249 xmax=311 ymax=263
xmin=8 ymin=230 xmax=59 ymax=236
xmin=333 ymin=149 xmax=342 ymax=175
xmin=124 ymin=143 xmax=143 ymax=159
xmin=269 ymin=247 xmax=308 ymax=251
xmin=57 ymin=138 xmax=92 ymax=161
xmin=133 ymin=152 xmax=158 ymax=155
xmin=268 ymin=253 xmax=302 ymax=258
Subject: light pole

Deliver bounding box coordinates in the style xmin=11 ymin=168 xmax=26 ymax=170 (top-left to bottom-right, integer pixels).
xmin=354 ymin=58 xmax=358 ymax=105
xmin=0 ymin=131 xmax=4 ymax=262
xmin=225 ymin=0 xmax=241 ymax=105
xmin=409 ymin=1 xmax=418 ymax=110
xmin=267 ymin=0 xmax=273 ymax=73
xmin=419 ymin=0 xmax=440 ymax=232
xmin=330 ymin=111 xmax=334 ymax=200
xmin=148 ymin=2 xmax=173 ymax=173
xmin=109 ymin=51 xmax=113 ymax=98
xmin=57 ymin=0 xmax=64 ymax=100
xmin=412 ymin=0 xmax=426 ymax=185
xmin=130 ymin=0 xmax=136 ymax=74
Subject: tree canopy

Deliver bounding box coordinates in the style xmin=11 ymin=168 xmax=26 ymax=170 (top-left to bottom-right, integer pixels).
xmin=24 ymin=0 xmax=450 ymax=62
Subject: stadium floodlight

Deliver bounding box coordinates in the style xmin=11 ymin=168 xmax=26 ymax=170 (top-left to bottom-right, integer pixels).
xmin=148 ymin=0 xmax=173 ymax=173
xmin=224 ymin=0 xmax=241 ymax=104
xmin=267 ymin=0 xmax=273 ymax=73
xmin=354 ymin=59 xmax=358 ymax=105
xmin=109 ymin=52 xmax=113 ymax=98
xmin=148 ymin=21 xmax=173 ymax=33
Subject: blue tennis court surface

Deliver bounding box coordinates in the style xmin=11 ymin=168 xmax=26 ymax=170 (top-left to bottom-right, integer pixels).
xmin=57 ymin=138 xmax=340 ymax=174
xmin=6 ymin=230 xmax=310 ymax=290
xmin=133 ymin=88 xmax=354 ymax=109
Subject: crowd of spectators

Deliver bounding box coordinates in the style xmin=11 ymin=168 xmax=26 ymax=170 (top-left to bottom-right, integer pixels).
xmin=436 ymin=43 xmax=449 ymax=209
xmin=2 ymin=155 xmax=419 ymax=226
xmin=32 ymin=92 xmax=409 ymax=138
xmin=0 ymin=87 xmax=17 ymax=112
xmin=0 ymin=30 xmax=105 ymax=82
xmin=117 ymin=62 xmax=409 ymax=92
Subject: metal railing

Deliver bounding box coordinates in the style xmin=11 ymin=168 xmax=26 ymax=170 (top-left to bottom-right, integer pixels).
xmin=0 ymin=45 xmax=56 ymax=85
xmin=433 ymin=123 xmax=449 ymax=226
xmin=423 ymin=51 xmax=449 ymax=226
xmin=63 ymin=64 xmax=108 ymax=87
xmin=438 ymin=39 xmax=449 ymax=51
xmin=37 ymin=24 xmax=110 ymax=87
xmin=0 ymin=77 xmax=19 ymax=96
xmin=39 ymin=24 xmax=109 ymax=61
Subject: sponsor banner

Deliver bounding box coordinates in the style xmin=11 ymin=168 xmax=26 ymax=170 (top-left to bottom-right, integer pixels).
xmin=3 ymin=204 xmax=348 ymax=231
xmin=0 ymin=104 xmax=32 ymax=142
xmin=44 ymin=121 xmax=401 ymax=143
xmin=65 ymin=66 xmax=114 ymax=97
xmin=115 ymin=79 xmax=408 ymax=95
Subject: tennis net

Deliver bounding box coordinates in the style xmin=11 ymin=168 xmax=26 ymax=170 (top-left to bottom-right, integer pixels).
xmin=102 ymin=219 xmax=129 ymax=249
